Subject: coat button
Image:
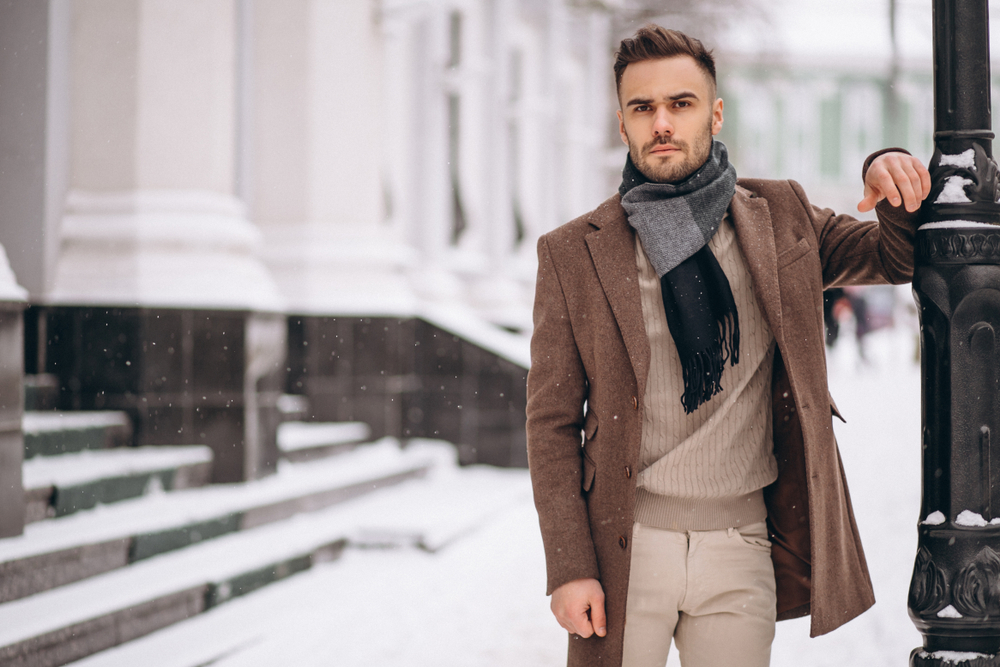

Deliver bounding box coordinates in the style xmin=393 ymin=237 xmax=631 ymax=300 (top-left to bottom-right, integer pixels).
xmin=631 ymin=396 xmax=638 ymax=410
xmin=624 ymin=466 xmax=632 ymax=479
xmin=619 ymin=535 xmax=627 ymax=549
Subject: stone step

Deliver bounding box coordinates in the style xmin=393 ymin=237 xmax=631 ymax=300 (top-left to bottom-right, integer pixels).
xmin=23 ymin=374 xmax=59 ymax=412
xmin=22 ymin=412 xmax=133 ymax=459
xmin=22 ymin=446 xmax=213 ymax=523
xmin=276 ymin=421 xmax=372 ymax=462
xmin=0 ymin=442 xmax=458 ymax=667
xmin=63 ymin=446 xmax=529 ymax=667
xmin=0 ymin=440 xmax=436 ymax=607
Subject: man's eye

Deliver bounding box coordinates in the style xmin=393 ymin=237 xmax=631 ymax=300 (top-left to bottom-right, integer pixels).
xmin=635 ymin=105 xmax=650 ymax=112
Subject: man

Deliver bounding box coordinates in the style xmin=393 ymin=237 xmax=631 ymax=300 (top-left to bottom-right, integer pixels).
xmin=525 ymin=25 xmax=930 ymax=667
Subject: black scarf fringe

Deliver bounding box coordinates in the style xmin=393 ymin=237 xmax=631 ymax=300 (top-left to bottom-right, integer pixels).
xmin=679 ymin=312 xmax=740 ymax=414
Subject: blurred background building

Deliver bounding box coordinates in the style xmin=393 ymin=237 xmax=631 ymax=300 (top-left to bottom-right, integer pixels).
xmin=0 ymin=0 xmax=983 ymax=492
xmin=1 ymin=0 xmax=998 ymax=663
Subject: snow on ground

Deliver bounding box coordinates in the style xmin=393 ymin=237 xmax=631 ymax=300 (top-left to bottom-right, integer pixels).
xmin=71 ymin=324 xmax=926 ymax=667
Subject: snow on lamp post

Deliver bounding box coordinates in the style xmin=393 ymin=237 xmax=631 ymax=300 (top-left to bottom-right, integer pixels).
xmin=909 ymin=1 xmax=1000 ymax=664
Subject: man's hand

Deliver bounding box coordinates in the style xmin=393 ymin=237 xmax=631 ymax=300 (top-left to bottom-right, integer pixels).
xmin=551 ymin=578 xmax=607 ymax=638
xmin=858 ymin=151 xmax=931 ymax=213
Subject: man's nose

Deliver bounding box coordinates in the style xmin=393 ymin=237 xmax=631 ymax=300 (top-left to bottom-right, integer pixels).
xmin=652 ymin=111 xmax=672 ymax=137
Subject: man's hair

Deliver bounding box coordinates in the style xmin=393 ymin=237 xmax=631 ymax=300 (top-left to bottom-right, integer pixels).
xmin=613 ymin=25 xmax=717 ymax=99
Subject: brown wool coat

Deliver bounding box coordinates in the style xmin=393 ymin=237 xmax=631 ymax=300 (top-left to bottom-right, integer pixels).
xmin=526 ymin=176 xmax=917 ymax=667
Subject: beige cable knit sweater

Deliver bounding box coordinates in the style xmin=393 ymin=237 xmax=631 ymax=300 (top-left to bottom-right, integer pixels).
xmin=634 ymin=212 xmax=778 ymax=531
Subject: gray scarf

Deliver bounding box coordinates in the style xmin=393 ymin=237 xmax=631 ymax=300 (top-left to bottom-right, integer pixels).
xmin=620 ymin=140 xmax=737 ymax=275
xmin=619 ymin=140 xmax=740 ymax=413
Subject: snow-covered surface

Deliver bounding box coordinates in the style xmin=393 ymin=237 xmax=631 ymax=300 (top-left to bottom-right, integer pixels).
xmin=22 ymin=411 xmax=130 ymax=434
xmin=922 ymin=511 xmax=946 ymax=526
xmin=920 ymin=652 xmax=995 ymax=664
xmin=918 ymin=220 xmax=998 ymax=231
xmin=68 ymin=455 xmax=545 ymax=667
xmin=956 ymin=510 xmax=988 ymax=527
xmin=420 ymin=302 xmax=531 ymax=369
xmin=0 ymin=439 xmax=435 ymax=563
xmin=935 ymin=177 xmax=975 ymax=204
xmin=954 ymin=510 xmax=1000 ymax=527
xmin=59 ymin=326 xmax=939 ymax=666
xmin=22 ymin=446 xmax=212 ymax=489
xmin=940 ymin=151 xmax=976 ymax=170
xmin=0 ymin=244 xmax=27 ymax=302
xmin=937 ymin=605 xmax=963 ymax=619
xmin=7 ymin=441 xmax=524 ymax=655
xmin=276 ymin=422 xmax=371 ymax=453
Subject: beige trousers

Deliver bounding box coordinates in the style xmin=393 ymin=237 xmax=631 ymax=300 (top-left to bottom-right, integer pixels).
xmin=621 ymin=522 xmax=777 ymax=667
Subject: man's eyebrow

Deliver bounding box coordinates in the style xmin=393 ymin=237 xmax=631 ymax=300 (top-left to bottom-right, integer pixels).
xmin=625 ymin=91 xmax=699 ymax=107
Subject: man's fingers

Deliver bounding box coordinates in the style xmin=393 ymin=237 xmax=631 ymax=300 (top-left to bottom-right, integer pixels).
xmin=590 ymin=592 xmax=607 ymax=638
xmin=857 ymin=184 xmax=880 ymax=212
xmin=550 ymin=578 xmax=605 ymax=639
xmin=862 ymin=152 xmax=933 ymax=213
xmin=919 ymin=157 xmax=932 ymax=199
xmin=887 ymin=161 xmax=920 ymax=211
xmin=557 ymin=606 xmax=594 ymax=638
xmin=875 ymin=166 xmax=903 ymax=208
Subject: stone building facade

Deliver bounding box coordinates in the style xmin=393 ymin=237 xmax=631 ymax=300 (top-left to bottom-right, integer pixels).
xmin=0 ymin=0 xmax=969 ymax=499
xmin=0 ymin=0 xmax=617 ymax=491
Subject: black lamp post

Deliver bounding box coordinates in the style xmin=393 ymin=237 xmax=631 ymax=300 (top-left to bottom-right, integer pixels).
xmin=909 ymin=1 xmax=1000 ymax=664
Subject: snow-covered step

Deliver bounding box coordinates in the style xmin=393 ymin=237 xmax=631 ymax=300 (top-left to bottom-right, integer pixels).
xmin=63 ymin=447 xmax=532 ymax=667
xmin=22 ymin=411 xmax=132 ymax=459
xmin=22 ymin=446 xmax=213 ymax=523
xmin=276 ymin=421 xmax=372 ymax=462
xmin=0 ymin=440 xmax=436 ymax=606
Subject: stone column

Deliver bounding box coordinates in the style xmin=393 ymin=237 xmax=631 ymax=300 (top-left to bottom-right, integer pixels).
xmin=0 ymin=246 xmax=27 ymax=538
xmin=251 ymin=0 xmax=415 ymax=316
xmin=42 ymin=0 xmax=285 ymax=483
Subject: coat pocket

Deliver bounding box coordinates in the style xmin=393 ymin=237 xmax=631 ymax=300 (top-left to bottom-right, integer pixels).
xmin=776 ymin=237 xmax=811 ymax=268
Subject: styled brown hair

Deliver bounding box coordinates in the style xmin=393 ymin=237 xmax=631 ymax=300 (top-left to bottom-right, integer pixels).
xmin=614 ymin=26 xmax=717 ymax=98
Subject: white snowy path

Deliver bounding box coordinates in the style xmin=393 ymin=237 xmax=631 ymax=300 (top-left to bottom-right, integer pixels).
xmin=71 ymin=328 xmax=925 ymax=666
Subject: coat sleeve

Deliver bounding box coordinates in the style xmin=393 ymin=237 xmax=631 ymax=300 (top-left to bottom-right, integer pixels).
xmin=790 ymin=150 xmax=919 ymax=288
xmin=526 ymin=234 xmax=601 ymax=596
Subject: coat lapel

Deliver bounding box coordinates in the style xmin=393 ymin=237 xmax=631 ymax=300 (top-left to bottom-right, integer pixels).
xmin=585 ymin=196 xmax=651 ymax=395
xmin=583 ymin=188 xmax=782 ymax=394
xmin=730 ymin=186 xmax=784 ymax=346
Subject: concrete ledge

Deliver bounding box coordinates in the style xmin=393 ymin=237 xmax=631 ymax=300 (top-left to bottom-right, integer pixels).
xmin=0 ymin=539 xmax=129 ymax=605
xmin=23 ymin=447 xmax=214 ymax=522
xmin=22 ymin=412 xmax=132 ymax=459
xmin=0 ymin=586 xmax=205 ymax=667
xmin=128 ymin=515 xmax=242 ymax=563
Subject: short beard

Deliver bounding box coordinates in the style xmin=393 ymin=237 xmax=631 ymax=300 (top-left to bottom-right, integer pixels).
xmin=628 ymin=116 xmax=714 ymax=184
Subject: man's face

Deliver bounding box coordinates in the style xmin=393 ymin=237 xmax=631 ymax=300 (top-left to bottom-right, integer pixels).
xmin=616 ymin=56 xmax=724 ymax=184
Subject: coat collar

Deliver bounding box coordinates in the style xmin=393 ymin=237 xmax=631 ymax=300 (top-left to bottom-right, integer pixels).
xmin=582 ymin=186 xmax=784 ymax=385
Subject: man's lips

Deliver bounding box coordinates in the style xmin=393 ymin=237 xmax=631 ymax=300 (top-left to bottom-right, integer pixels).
xmin=648 ymin=145 xmax=680 ymax=156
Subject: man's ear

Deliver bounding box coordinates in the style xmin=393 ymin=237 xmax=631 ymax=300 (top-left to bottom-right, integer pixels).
xmin=712 ymin=98 xmax=724 ymax=136
xmin=617 ymin=109 xmax=629 ymax=146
